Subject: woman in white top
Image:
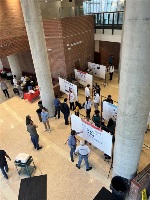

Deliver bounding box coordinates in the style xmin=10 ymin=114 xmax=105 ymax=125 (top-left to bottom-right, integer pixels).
xmin=68 ymin=89 xmax=75 ymax=110
xmin=84 ymin=97 xmax=92 ymax=118
xmin=93 ymin=91 xmax=100 ymax=110
xmin=109 ymin=65 xmax=114 ymax=80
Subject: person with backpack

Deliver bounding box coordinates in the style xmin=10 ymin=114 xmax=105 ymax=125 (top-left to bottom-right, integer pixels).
xmin=61 ymin=98 xmax=70 ymax=125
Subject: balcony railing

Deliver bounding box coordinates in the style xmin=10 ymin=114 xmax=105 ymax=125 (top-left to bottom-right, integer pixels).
xmin=88 ymin=11 xmax=124 ymax=35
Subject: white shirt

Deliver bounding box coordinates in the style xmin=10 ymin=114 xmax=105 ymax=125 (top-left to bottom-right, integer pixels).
xmin=94 ymin=93 xmax=100 ymax=103
xmin=84 ymin=100 xmax=92 ymax=110
xmin=21 ymin=76 xmax=25 ymax=82
xmin=109 ymin=66 xmax=114 ymax=73
xmin=75 ymin=145 xmax=90 ymax=156
xmin=13 ymin=78 xmax=17 ymax=86
xmin=68 ymin=92 xmax=75 ymax=102
xmin=85 ymin=87 xmax=90 ymax=97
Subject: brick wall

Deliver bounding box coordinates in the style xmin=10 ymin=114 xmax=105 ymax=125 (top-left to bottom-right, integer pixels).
xmin=0 ymin=0 xmax=30 ymax=58
xmin=128 ymin=164 xmax=150 ymax=200
xmin=43 ymin=15 xmax=94 ymax=79
xmin=62 ymin=15 xmax=95 ymax=77
xmin=99 ymin=41 xmax=120 ymax=69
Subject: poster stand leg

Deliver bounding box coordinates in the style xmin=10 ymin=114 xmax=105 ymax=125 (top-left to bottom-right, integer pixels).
xmin=142 ymin=143 xmax=150 ymax=150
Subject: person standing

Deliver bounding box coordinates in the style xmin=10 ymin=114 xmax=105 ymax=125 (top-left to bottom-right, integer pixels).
xmin=109 ymin=65 xmax=114 ymax=80
xmin=0 ymin=80 xmax=10 ymax=98
xmin=26 ymin=115 xmax=42 ymax=150
xmin=41 ymin=107 xmax=51 ymax=132
xmin=54 ymin=95 xmax=60 ymax=119
xmin=92 ymin=110 xmax=101 ymax=128
xmin=84 ymin=97 xmax=92 ymax=118
xmin=104 ymin=95 xmax=113 ymax=104
xmin=93 ymin=90 xmax=100 ymax=110
xmin=75 ymin=140 xmax=92 ymax=171
xmin=68 ymin=130 xmax=82 ymax=162
xmin=74 ymin=101 xmax=79 ymax=117
xmin=63 ymin=98 xmax=70 ymax=125
xmin=13 ymin=75 xmax=18 ymax=87
xmin=0 ymin=150 xmax=11 ymax=179
xmin=109 ymin=55 xmax=113 ymax=65
xmin=68 ymin=89 xmax=75 ymax=110
xmin=85 ymin=84 xmax=90 ymax=101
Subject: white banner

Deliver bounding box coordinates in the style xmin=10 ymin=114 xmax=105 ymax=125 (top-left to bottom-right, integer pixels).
xmin=88 ymin=62 xmax=106 ymax=80
xmin=103 ymin=101 xmax=118 ymax=121
xmin=58 ymin=77 xmax=78 ymax=100
xmin=71 ymin=114 xmax=113 ymax=156
xmin=74 ymin=69 xmax=93 ymax=89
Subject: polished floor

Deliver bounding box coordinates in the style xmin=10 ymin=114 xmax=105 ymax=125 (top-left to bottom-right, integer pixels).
xmin=0 ymin=72 xmax=150 ymax=200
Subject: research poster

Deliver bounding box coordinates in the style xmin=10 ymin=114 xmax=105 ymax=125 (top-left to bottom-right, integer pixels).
xmin=88 ymin=62 xmax=106 ymax=80
xmin=103 ymin=101 xmax=118 ymax=121
xmin=74 ymin=69 xmax=93 ymax=89
xmin=71 ymin=114 xmax=113 ymax=156
xmin=58 ymin=77 xmax=78 ymax=100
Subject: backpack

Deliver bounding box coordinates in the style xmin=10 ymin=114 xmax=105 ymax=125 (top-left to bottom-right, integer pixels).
xmin=60 ymin=103 xmax=65 ymax=113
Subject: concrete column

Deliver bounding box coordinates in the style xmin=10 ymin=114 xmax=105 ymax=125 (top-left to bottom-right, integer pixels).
xmin=20 ymin=0 xmax=55 ymax=117
xmin=113 ymin=0 xmax=150 ymax=180
xmin=7 ymin=54 xmax=22 ymax=79
xmin=0 ymin=60 xmax=3 ymax=70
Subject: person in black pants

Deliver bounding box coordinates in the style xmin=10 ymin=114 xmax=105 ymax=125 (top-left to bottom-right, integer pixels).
xmin=54 ymin=95 xmax=60 ymax=119
xmin=63 ymin=98 xmax=70 ymax=125
xmin=0 ymin=81 xmax=10 ymax=98
xmin=0 ymin=150 xmax=11 ymax=179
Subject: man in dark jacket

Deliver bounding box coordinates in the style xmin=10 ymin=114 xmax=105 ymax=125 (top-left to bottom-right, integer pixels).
xmin=63 ymin=98 xmax=70 ymax=125
xmin=0 ymin=150 xmax=11 ymax=179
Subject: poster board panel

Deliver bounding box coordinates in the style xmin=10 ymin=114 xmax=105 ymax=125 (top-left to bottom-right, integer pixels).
xmin=59 ymin=77 xmax=78 ymax=100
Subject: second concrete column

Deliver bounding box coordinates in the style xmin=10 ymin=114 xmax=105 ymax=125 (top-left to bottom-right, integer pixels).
xmin=20 ymin=0 xmax=55 ymax=116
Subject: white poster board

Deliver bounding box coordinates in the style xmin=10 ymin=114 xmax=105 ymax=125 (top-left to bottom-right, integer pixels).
xmin=103 ymin=101 xmax=118 ymax=121
xmin=71 ymin=114 xmax=113 ymax=156
xmin=74 ymin=69 xmax=93 ymax=89
xmin=58 ymin=77 xmax=78 ymax=100
xmin=88 ymin=62 xmax=106 ymax=80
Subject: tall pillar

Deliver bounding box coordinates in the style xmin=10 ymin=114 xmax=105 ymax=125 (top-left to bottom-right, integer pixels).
xmin=0 ymin=59 xmax=3 ymax=70
xmin=20 ymin=0 xmax=55 ymax=117
xmin=7 ymin=54 xmax=22 ymax=79
xmin=113 ymin=0 xmax=150 ymax=180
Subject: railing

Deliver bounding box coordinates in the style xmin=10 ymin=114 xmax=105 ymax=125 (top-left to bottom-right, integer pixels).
xmin=87 ymin=11 xmax=124 ymax=35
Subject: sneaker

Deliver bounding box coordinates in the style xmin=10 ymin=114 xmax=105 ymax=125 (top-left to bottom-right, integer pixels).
xmin=44 ymin=129 xmax=48 ymax=132
xmin=86 ymin=167 xmax=92 ymax=171
xmin=37 ymin=146 xmax=42 ymax=150
xmin=76 ymin=164 xmax=80 ymax=169
xmin=71 ymin=159 xmax=74 ymax=162
xmin=4 ymin=176 xmax=8 ymax=179
xmin=48 ymin=129 xmax=51 ymax=132
xmin=54 ymin=117 xmax=56 ymax=119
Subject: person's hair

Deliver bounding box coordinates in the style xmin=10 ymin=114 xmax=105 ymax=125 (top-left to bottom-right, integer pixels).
xmin=71 ymin=130 xmax=76 ymax=135
xmin=80 ymin=140 xmax=85 ymax=146
xmin=64 ymin=98 xmax=67 ymax=102
xmin=87 ymin=84 xmax=90 ymax=87
xmin=108 ymin=95 xmax=111 ymax=98
xmin=26 ymin=115 xmax=31 ymax=125
xmin=95 ymin=110 xmax=100 ymax=115
xmin=55 ymin=95 xmax=58 ymax=98
xmin=107 ymin=118 xmax=114 ymax=127
xmin=14 ymin=75 xmax=16 ymax=78
xmin=75 ymin=101 xmax=79 ymax=106
xmin=42 ymin=107 xmax=47 ymax=111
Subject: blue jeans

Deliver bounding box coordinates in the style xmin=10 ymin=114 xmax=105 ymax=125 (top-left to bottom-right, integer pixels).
xmin=78 ymin=155 xmax=89 ymax=169
xmin=70 ymin=146 xmax=76 ymax=160
xmin=31 ymin=135 xmax=39 ymax=149
xmin=54 ymin=106 xmax=60 ymax=118
xmin=0 ymin=163 xmax=8 ymax=178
